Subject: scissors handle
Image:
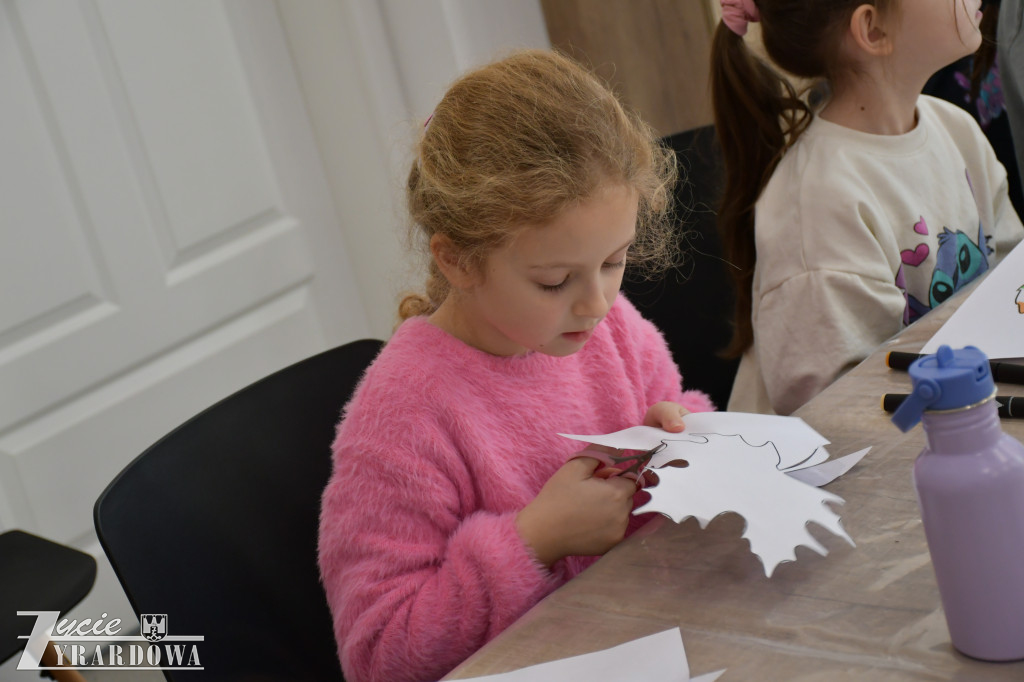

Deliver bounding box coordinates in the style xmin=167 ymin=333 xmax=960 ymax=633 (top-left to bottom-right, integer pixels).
xmin=571 ymin=447 xmax=648 ymax=486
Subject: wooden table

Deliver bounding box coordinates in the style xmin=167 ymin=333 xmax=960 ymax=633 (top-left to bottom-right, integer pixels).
xmin=445 ymin=283 xmax=1024 ymax=681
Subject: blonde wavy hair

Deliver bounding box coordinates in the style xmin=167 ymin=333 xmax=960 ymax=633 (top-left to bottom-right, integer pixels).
xmin=400 ymin=49 xmax=678 ymax=320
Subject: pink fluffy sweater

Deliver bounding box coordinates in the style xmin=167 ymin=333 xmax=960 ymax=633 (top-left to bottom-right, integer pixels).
xmin=318 ymin=296 xmax=713 ymax=682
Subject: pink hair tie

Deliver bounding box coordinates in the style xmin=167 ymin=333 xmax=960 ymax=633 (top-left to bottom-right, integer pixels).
xmin=720 ymin=0 xmax=760 ymax=36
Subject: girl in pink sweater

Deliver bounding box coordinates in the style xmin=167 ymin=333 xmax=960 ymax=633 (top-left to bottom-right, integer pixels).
xmin=318 ymin=49 xmax=713 ymax=682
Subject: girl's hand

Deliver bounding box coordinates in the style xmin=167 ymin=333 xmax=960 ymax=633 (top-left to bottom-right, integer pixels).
xmin=515 ymin=457 xmax=638 ymax=568
xmin=644 ymin=401 xmax=690 ymax=433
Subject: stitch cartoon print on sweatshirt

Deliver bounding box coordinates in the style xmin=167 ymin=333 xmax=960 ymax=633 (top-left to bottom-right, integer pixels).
xmin=901 ymin=219 xmax=992 ymax=323
xmin=895 ymin=169 xmax=996 ymax=325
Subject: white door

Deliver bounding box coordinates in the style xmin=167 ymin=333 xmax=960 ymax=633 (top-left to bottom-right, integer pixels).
xmin=0 ymin=0 xmax=370 ymax=640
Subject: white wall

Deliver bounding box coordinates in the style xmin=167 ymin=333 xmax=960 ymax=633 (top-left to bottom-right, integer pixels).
xmin=275 ymin=0 xmax=551 ymax=340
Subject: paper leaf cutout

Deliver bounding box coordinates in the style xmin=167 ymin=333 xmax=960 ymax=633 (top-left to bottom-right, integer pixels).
xmin=561 ymin=411 xmax=830 ymax=470
xmin=560 ymin=419 xmax=864 ymax=577
xmin=681 ymin=412 xmax=829 ymax=470
xmin=634 ymin=434 xmax=854 ymax=577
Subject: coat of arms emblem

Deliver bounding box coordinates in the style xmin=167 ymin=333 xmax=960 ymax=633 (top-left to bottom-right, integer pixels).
xmin=141 ymin=614 xmax=167 ymax=642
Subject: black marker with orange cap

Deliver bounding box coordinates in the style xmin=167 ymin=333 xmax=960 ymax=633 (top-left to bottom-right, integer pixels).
xmin=882 ymin=393 xmax=1024 ymax=418
xmin=886 ymin=351 xmax=1024 ymax=385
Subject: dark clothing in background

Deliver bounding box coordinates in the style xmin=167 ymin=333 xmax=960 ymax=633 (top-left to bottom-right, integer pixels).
xmin=924 ymin=53 xmax=1024 ymax=217
xmin=999 ymin=0 xmax=1024 ymax=208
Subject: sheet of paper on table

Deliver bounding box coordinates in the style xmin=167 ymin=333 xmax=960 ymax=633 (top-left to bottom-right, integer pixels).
xmin=921 ymin=237 xmax=1024 ymax=359
xmin=561 ymin=413 xmax=869 ymax=577
xmin=453 ymin=628 xmax=725 ymax=682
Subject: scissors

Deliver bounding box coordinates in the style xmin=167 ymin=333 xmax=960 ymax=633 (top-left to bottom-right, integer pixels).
xmin=573 ymin=442 xmax=667 ymax=486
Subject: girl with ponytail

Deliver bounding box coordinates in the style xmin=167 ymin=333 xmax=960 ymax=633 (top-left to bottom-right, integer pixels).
xmin=711 ymin=0 xmax=1023 ymax=414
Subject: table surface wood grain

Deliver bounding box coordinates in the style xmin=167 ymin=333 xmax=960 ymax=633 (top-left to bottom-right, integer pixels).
xmin=445 ymin=280 xmax=1024 ymax=681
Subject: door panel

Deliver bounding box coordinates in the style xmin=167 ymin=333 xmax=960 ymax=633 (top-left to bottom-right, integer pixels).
xmin=0 ymin=0 xmax=368 ymax=554
xmin=5 ymin=289 xmax=324 ymax=540
xmin=97 ymin=0 xmax=282 ymax=255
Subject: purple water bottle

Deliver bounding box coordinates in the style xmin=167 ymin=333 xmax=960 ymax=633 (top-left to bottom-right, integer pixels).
xmin=891 ymin=345 xmax=1024 ymax=661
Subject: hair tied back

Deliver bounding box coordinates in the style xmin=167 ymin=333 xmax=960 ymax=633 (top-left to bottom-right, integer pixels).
xmin=720 ymin=0 xmax=760 ymax=36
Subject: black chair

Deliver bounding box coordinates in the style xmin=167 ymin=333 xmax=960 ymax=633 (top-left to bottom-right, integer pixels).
xmin=623 ymin=124 xmax=739 ymax=410
xmin=94 ymin=338 xmax=384 ymax=681
xmin=1 ymin=530 xmax=96 ymax=682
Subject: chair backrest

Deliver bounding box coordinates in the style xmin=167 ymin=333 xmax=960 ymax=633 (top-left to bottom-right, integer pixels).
xmin=622 ymin=124 xmax=739 ymax=410
xmin=94 ymin=338 xmax=384 ymax=681
xmin=1 ymin=530 xmax=97 ymax=664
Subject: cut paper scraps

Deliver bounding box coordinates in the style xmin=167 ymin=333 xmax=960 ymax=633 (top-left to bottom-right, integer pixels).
xmin=454 ymin=627 xmax=725 ymax=682
xmin=561 ymin=412 xmax=867 ymax=577
xmin=922 ymin=237 xmax=1024 ymax=359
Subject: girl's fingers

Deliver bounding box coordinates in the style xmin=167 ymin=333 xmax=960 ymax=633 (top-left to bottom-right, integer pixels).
xmin=569 ymin=455 xmax=603 ymax=473
xmin=593 ymin=466 xmax=623 ymax=479
xmin=650 ymin=402 xmax=689 ymax=432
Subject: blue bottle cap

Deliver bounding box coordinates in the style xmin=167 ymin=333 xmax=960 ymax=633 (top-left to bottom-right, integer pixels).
xmin=891 ymin=345 xmax=995 ymax=432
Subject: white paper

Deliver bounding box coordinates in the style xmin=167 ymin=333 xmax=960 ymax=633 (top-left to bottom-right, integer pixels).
xmin=780 ymin=446 xmax=831 ymax=473
xmin=562 ymin=418 xmax=863 ymax=577
xmin=786 ymin=448 xmax=870 ymax=487
xmin=561 ymin=412 xmax=829 ymax=470
xmin=561 ymin=424 xmax=677 ymax=452
xmin=634 ymin=434 xmax=853 ymax=577
xmin=922 ymin=238 xmax=1024 ymax=358
xmin=453 ymin=628 xmax=699 ymax=682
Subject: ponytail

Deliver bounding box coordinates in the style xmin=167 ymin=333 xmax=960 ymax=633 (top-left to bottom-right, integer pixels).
xmin=397 ymin=262 xmax=449 ymax=321
xmin=968 ymin=2 xmax=1000 ymax=104
xmin=710 ymin=22 xmax=811 ymax=357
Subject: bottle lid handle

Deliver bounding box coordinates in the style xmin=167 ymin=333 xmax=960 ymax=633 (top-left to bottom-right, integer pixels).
xmin=891 ymin=377 xmax=942 ymax=432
